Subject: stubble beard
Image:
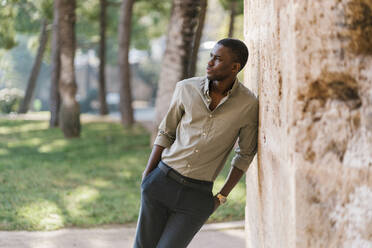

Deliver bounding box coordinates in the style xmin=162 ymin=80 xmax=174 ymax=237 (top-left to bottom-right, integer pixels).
xmin=207 ymin=73 xmax=230 ymax=82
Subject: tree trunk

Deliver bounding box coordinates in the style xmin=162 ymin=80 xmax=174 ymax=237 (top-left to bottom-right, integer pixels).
xmin=98 ymin=0 xmax=109 ymax=115
xmin=49 ymin=0 xmax=61 ymax=127
xmin=118 ymin=0 xmax=134 ymax=127
xmin=58 ymin=0 xmax=81 ymax=138
xmin=227 ymin=0 xmax=237 ymax=38
xmin=85 ymin=59 xmax=91 ymax=94
xmin=153 ymin=0 xmax=201 ymax=138
xmin=18 ymin=19 xmax=49 ymax=114
xmin=188 ymin=0 xmax=207 ymax=77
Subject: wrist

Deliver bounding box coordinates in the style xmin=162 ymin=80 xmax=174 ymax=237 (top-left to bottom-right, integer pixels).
xmin=216 ymin=193 xmax=227 ymax=205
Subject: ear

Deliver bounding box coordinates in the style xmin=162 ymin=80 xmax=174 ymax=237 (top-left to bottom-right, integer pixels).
xmin=232 ymin=63 xmax=241 ymax=73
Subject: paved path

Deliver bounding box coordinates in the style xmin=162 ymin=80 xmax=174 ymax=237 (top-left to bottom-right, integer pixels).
xmin=0 ymin=221 xmax=245 ymax=248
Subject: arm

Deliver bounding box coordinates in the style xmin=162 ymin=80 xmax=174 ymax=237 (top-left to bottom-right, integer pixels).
xmin=218 ymin=166 xmax=245 ymax=196
xmin=214 ymin=100 xmax=258 ymax=210
xmin=213 ymin=166 xmax=244 ymax=209
xmin=142 ymin=83 xmax=184 ymax=180
xmin=142 ymin=145 xmax=165 ymax=180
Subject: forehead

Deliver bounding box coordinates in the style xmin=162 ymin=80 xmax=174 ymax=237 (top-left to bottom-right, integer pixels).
xmin=211 ymin=44 xmax=233 ymax=58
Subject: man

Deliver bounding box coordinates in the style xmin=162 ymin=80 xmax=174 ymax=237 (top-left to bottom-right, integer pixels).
xmin=134 ymin=38 xmax=258 ymax=248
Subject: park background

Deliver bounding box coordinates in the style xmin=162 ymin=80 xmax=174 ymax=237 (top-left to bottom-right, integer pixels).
xmin=2 ymin=0 xmax=372 ymax=247
xmin=0 ymin=0 xmax=247 ymax=231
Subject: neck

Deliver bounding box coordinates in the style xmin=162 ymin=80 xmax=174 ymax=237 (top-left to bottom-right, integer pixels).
xmin=210 ymin=77 xmax=236 ymax=95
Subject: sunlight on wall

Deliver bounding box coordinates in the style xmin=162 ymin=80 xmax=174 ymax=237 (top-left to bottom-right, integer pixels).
xmin=330 ymin=186 xmax=372 ymax=248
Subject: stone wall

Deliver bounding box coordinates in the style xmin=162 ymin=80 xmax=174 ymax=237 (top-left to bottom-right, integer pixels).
xmin=243 ymin=0 xmax=372 ymax=247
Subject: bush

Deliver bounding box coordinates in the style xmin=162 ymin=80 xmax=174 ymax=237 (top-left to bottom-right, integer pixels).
xmin=0 ymin=88 xmax=24 ymax=113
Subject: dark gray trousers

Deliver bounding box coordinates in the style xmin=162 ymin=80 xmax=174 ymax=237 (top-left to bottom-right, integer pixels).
xmin=133 ymin=161 xmax=215 ymax=248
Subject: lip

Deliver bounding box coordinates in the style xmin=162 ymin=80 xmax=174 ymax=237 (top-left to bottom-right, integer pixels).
xmin=206 ymin=68 xmax=212 ymax=73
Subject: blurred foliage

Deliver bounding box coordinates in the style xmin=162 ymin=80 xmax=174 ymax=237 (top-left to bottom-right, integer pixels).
xmin=218 ymin=0 xmax=244 ymax=14
xmin=1 ymin=0 xmax=172 ymax=59
xmin=0 ymin=88 xmax=24 ymax=113
xmin=0 ymin=0 xmax=172 ymax=106
xmin=0 ymin=0 xmax=18 ymax=49
xmin=0 ymin=0 xmax=246 ymax=109
xmin=0 ymin=0 xmax=53 ymax=50
xmin=0 ymin=35 xmax=51 ymax=92
xmin=76 ymin=0 xmax=172 ymax=64
xmin=13 ymin=0 xmax=53 ymax=33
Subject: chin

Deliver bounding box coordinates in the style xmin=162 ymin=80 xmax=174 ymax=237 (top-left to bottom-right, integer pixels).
xmin=207 ymin=74 xmax=215 ymax=81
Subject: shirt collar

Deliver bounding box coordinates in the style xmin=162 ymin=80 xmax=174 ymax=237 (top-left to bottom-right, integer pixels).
xmin=203 ymin=77 xmax=239 ymax=97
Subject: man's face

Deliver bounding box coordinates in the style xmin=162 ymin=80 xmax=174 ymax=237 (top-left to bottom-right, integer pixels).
xmin=206 ymin=44 xmax=239 ymax=81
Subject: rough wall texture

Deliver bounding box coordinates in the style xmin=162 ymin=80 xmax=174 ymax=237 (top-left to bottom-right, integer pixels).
xmin=244 ymin=0 xmax=372 ymax=247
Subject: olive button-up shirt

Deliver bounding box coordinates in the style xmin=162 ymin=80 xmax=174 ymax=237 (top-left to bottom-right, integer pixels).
xmin=154 ymin=76 xmax=258 ymax=182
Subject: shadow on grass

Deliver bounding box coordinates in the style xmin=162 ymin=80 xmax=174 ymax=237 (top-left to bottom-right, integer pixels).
xmin=0 ymin=119 xmax=245 ymax=230
xmin=0 ymin=120 xmax=150 ymax=230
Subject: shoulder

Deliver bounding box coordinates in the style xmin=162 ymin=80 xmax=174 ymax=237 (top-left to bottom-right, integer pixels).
xmin=174 ymin=77 xmax=205 ymax=97
xmin=235 ymin=83 xmax=258 ymax=126
xmin=236 ymin=82 xmax=258 ymax=108
xmin=176 ymin=76 xmax=205 ymax=89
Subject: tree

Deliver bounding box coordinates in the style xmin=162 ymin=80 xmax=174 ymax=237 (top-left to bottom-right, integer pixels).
xmin=18 ymin=19 xmax=49 ymax=113
xmin=188 ymin=0 xmax=207 ymax=77
xmin=219 ymin=0 xmax=243 ymax=38
xmin=154 ymin=0 xmax=201 ymax=136
xmin=118 ymin=0 xmax=135 ymax=127
xmin=0 ymin=1 xmax=17 ymax=50
xmin=49 ymin=0 xmax=60 ymax=127
xmin=98 ymin=0 xmax=109 ymax=115
xmin=3 ymin=0 xmax=53 ymax=114
xmin=58 ymin=0 xmax=81 ymax=138
xmin=0 ymin=0 xmax=60 ymax=122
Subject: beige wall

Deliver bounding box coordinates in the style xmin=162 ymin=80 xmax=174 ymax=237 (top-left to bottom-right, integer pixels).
xmin=244 ymin=0 xmax=372 ymax=247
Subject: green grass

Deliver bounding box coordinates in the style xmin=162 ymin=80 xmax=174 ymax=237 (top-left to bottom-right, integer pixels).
xmin=0 ymin=119 xmax=246 ymax=230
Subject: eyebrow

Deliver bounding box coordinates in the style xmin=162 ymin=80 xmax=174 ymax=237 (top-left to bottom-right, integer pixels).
xmin=210 ymin=53 xmax=221 ymax=58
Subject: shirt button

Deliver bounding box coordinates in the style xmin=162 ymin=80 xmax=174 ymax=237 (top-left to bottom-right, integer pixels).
xmin=195 ymin=149 xmax=199 ymax=153
xmin=209 ymin=114 xmax=213 ymax=118
xmin=187 ymin=164 xmax=191 ymax=168
xmin=202 ymin=132 xmax=206 ymax=136
xmin=207 ymin=99 xmax=210 ymax=102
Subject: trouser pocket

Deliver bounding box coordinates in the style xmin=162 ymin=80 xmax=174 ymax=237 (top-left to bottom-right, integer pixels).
xmin=141 ymin=166 xmax=158 ymax=187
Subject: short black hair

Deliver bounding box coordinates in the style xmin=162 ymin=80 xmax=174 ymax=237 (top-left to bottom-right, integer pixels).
xmin=217 ymin=38 xmax=249 ymax=71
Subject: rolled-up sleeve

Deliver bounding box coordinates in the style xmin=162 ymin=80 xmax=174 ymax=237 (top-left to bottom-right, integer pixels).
xmin=231 ymin=99 xmax=258 ymax=172
xmin=154 ymin=84 xmax=184 ymax=148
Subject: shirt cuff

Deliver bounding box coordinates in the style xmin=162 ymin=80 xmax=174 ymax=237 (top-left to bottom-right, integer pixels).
xmin=231 ymin=153 xmax=256 ymax=173
xmin=153 ymin=132 xmax=173 ymax=148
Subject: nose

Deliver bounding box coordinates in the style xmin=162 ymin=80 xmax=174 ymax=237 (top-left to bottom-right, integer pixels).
xmin=207 ymin=58 xmax=214 ymax=67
